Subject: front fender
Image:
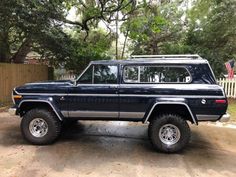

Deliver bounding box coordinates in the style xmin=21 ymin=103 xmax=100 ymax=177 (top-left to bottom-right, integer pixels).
xmin=17 ymin=97 xmax=64 ymax=121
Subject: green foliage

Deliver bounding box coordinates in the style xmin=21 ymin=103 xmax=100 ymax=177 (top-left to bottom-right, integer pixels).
xmin=0 ymin=0 xmax=134 ymax=73
xmin=1 ymin=0 xmax=236 ymax=77
xmin=0 ymin=0 xmax=67 ymax=62
xmin=121 ymin=0 xmax=236 ymax=77
xmin=182 ymin=0 xmax=236 ymax=77
xmin=121 ymin=1 xmax=184 ymax=55
xmin=64 ymin=29 xmax=115 ymax=74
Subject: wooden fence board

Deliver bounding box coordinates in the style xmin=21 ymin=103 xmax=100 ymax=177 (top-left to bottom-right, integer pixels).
xmin=0 ymin=63 xmax=50 ymax=103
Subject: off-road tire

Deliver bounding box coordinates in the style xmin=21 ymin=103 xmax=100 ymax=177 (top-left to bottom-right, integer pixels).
xmin=21 ymin=108 xmax=61 ymax=145
xmin=148 ymin=114 xmax=190 ymax=153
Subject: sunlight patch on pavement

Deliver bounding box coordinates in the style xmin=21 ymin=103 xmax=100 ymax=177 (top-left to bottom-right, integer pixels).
xmin=205 ymin=121 xmax=236 ymax=129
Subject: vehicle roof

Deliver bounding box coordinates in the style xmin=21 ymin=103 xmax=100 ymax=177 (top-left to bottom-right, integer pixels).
xmin=90 ymin=58 xmax=209 ymax=65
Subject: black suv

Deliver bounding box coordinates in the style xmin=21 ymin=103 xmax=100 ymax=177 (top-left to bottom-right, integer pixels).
xmin=9 ymin=55 xmax=230 ymax=153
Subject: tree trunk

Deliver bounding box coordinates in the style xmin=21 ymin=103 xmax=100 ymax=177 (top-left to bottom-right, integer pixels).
xmin=121 ymin=29 xmax=129 ymax=59
xmin=115 ymin=11 xmax=119 ymax=60
xmin=12 ymin=38 xmax=31 ymax=63
xmin=0 ymin=32 xmax=11 ymax=62
xmin=151 ymin=40 xmax=159 ymax=55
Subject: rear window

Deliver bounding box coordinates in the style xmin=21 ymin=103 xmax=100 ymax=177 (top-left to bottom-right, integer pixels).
xmin=123 ymin=66 xmax=191 ymax=83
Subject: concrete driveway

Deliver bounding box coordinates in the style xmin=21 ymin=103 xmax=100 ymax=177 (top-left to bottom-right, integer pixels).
xmin=0 ymin=112 xmax=236 ymax=177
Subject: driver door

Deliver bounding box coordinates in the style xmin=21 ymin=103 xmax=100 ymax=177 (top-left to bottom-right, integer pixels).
xmin=65 ymin=64 xmax=119 ymax=119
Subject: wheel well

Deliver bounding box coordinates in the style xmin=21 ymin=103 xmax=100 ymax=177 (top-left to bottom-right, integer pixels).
xmin=147 ymin=104 xmax=195 ymax=124
xmin=18 ymin=102 xmax=54 ymax=117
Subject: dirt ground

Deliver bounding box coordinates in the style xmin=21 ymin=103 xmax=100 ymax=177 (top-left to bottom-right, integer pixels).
xmin=1 ymin=112 xmax=236 ymax=177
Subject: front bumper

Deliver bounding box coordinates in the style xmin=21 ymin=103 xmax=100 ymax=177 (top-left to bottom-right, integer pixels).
xmin=219 ymin=113 xmax=230 ymax=122
xmin=8 ymin=108 xmax=17 ymax=116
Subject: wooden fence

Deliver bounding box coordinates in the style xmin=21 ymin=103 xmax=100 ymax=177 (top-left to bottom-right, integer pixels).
xmin=218 ymin=78 xmax=236 ymax=98
xmin=0 ymin=63 xmax=53 ymax=103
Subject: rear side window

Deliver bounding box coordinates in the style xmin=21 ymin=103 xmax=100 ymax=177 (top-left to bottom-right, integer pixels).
xmin=123 ymin=66 xmax=191 ymax=83
xmin=123 ymin=66 xmax=139 ymax=83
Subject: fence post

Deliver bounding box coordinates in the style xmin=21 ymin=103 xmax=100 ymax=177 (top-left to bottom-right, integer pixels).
xmin=234 ymin=79 xmax=236 ymax=98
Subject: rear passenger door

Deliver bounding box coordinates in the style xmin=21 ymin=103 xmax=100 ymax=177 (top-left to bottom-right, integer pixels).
xmin=66 ymin=64 xmax=119 ymax=119
xmin=118 ymin=65 xmax=191 ymax=120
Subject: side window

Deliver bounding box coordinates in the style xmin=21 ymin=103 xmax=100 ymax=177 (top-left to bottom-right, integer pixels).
xmin=77 ymin=65 xmax=93 ymax=84
xmin=123 ymin=65 xmax=191 ymax=83
xmin=94 ymin=65 xmax=118 ymax=84
xmin=161 ymin=67 xmax=191 ymax=83
xmin=123 ymin=66 xmax=139 ymax=83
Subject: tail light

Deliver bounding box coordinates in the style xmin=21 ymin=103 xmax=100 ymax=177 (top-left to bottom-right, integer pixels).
xmin=215 ymin=99 xmax=226 ymax=104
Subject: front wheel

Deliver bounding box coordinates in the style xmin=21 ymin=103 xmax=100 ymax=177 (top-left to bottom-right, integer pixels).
xmin=21 ymin=108 xmax=62 ymax=145
xmin=148 ymin=114 xmax=190 ymax=153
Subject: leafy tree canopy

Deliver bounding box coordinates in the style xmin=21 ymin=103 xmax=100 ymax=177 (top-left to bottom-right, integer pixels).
xmin=0 ymin=0 xmax=236 ymax=77
xmin=183 ymin=0 xmax=236 ymax=77
xmin=0 ymin=0 xmax=134 ymax=71
xmin=121 ymin=0 xmax=184 ymax=55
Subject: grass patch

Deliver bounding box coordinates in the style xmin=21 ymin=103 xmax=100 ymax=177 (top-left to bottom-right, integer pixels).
xmin=228 ymin=98 xmax=236 ymax=122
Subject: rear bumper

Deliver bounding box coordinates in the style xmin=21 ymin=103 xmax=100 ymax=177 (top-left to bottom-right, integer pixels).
xmin=219 ymin=113 xmax=230 ymax=122
xmin=8 ymin=108 xmax=16 ymax=116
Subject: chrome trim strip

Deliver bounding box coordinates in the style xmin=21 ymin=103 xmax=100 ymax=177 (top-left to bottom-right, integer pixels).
xmin=14 ymin=89 xmax=67 ymax=96
xmin=25 ymin=82 xmax=74 ymax=85
xmin=77 ymin=84 xmax=119 ymax=86
xmin=144 ymin=102 xmax=197 ymax=124
xmin=120 ymin=83 xmax=223 ymax=89
xmin=62 ymin=111 xmax=145 ymax=119
xmin=119 ymin=94 xmax=224 ymax=98
xmin=12 ymin=89 xmax=15 ymax=104
xmin=207 ymin=61 xmax=217 ymax=83
xmin=219 ymin=86 xmax=226 ymax=97
xmin=91 ymin=59 xmax=208 ymax=64
xmin=18 ymin=100 xmax=63 ymax=121
xmin=65 ymin=111 xmax=119 ymax=118
xmin=120 ymin=112 xmax=145 ymax=119
xmin=61 ymin=111 xmax=68 ymax=117
xmin=76 ymin=63 xmax=92 ymax=83
xmin=92 ymin=65 xmax=94 ymax=84
xmin=15 ymin=83 xmax=223 ymax=89
xmin=196 ymin=114 xmax=220 ymax=121
xmin=14 ymin=90 xmax=224 ymax=98
xmin=130 ymin=54 xmax=201 ymax=59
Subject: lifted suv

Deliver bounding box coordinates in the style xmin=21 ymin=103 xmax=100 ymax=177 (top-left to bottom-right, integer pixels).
xmin=9 ymin=54 xmax=230 ymax=153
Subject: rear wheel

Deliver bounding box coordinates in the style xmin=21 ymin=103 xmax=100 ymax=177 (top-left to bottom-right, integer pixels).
xmin=21 ymin=108 xmax=62 ymax=145
xmin=148 ymin=114 xmax=190 ymax=153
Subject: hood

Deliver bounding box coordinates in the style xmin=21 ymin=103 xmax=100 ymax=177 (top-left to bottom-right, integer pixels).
xmin=15 ymin=80 xmax=74 ymax=94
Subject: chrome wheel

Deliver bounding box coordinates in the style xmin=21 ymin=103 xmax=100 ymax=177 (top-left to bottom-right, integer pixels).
xmin=159 ymin=124 xmax=180 ymax=145
xmin=29 ymin=118 xmax=48 ymax=138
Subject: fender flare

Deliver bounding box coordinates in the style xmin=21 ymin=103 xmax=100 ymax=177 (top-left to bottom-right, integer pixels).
xmin=143 ymin=102 xmax=198 ymax=125
xmin=18 ymin=99 xmax=63 ymax=121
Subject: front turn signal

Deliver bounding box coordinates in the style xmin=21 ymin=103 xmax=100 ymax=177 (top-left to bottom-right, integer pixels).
xmin=13 ymin=95 xmax=22 ymax=99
